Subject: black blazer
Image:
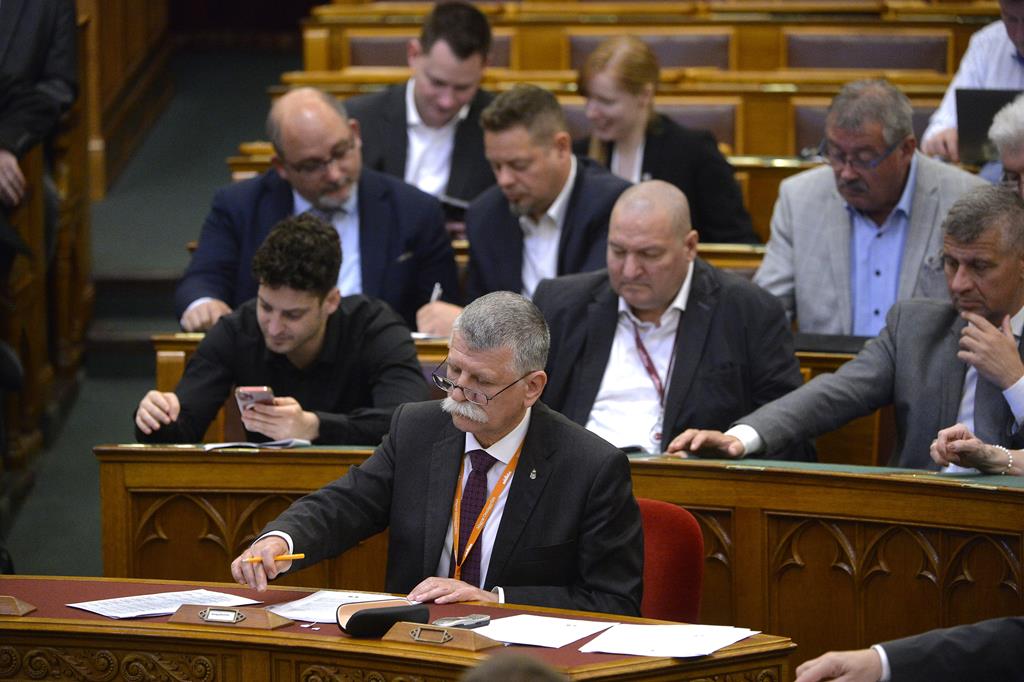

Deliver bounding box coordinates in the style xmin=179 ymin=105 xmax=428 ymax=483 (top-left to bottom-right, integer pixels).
xmin=0 ymin=0 xmax=77 ymax=112
xmin=175 ymin=168 xmax=458 ymax=328
xmin=464 ymin=156 xmax=631 ymax=301
xmin=264 ymin=400 xmax=644 ymax=616
xmin=574 ymin=113 xmax=758 ymax=244
xmin=534 ymin=261 xmax=812 ymax=460
xmin=345 ymin=84 xmax=496 ymax=203
xmin=883 ymin=617 xmax=1024 ymax=681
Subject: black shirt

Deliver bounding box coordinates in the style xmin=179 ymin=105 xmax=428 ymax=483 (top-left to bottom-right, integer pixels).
xmin=135 ymin=296 xmax=429 ymax=445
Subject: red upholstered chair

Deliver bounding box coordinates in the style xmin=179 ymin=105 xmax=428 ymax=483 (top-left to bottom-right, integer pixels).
xmin=637 ymin=498 xmax=704 ymax=623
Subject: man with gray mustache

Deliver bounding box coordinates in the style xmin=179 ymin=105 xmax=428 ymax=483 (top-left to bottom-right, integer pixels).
xmin=232 ymin=291 xmax=643 ymax=617
xmin=754 ymin=79 xmax=985 ymax=336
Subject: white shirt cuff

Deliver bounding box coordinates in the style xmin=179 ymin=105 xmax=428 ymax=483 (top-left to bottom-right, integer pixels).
xmin=1002 ymin=373 xmax=1024 ymax=429
xmin=255 ymin=531 xmax=294 ymax=554
xmin=491 ymin=586 xmax=505 ymax=603
xmin=872 ymin=644 xmax=891 ymax=682
xmin=724 ymin=424 xmax=760 ymax=456
xmin=180 ymin=296 xmax=214 ymax=328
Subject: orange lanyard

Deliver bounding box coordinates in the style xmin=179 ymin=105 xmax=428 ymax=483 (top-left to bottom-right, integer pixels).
xmin=450 ymin=443 xmax=523 ymax=581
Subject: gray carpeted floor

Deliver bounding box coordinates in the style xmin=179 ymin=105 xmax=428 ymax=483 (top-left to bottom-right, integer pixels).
xmin=5 ymin=47 xmax=298 ymax=576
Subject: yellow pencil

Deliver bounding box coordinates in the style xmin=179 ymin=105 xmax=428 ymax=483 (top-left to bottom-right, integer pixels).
xmin=243 ymin=553 xmax=304 ymax=563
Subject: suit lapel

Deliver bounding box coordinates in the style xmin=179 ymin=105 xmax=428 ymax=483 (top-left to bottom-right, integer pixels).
xmin=898 ymin=154 xmax=940 ymax=300
xmin=0 ymin=0 xmax=25 ymax=66
xmin=493 ymin=210 xmax=526 ymax=293
xmin=556 ymin=161 xmax=588 ymax=274
xmin=356 ymin=173 xmax=390 ymax=298
xmin=940 ymin=316 xmax=969 ymax=429
xmin=663 ymin=260 xmax=719 ymax=432
xmin=422 ymin=423 xmax=466 ymax=578
xmin=380 ymin=86 xmax=408 ymax=178
xmin=446 ymin=90 xmax=488 ymax=200
xmin=486 ymin=407 xmax=555 ymax=585
xmin=571 ymin=283 xmax=619 ymax=423
xmin=825 ymin=188 xmax=854 ymax=333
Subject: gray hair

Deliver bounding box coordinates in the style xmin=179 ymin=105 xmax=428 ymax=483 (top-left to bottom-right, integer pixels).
xmin=943 ymin=184 xmax=1024 ymax=253
xmin=266 ymin=88 xmax=349 ymax=156
xmin=452 ymin=292 xmax=550 ymax=374
xmin=827 ymin=79 xmax=914 ymax=146
xmin=989 ymin=93 xmax=1024 ymax=155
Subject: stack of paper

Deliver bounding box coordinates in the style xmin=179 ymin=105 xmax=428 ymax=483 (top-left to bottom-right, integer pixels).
xmin=473 ymin=614 xmax=617 ymax=647
xmin=267 ymin=590 xmax=410 ymax=623
xmin=579 ymin=623 xmax=759 ymax=657
xmin=68 ymin=589 xmax=260 ymax=619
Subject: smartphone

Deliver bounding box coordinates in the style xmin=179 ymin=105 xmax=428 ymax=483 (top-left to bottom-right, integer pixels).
xmin=235 ymin=386 xmax=274 ymax=412
xmin=431 ymin=614 xmax=490 ymax=629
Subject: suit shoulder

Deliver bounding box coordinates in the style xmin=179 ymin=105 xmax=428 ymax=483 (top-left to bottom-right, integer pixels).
xmin=535 ymin=403 xmax=625 ymax=462
xmin=916 ymin=154 xmax=988 ymax=191
xmin=344 ymin=87 xmax=396 ymax=118
xmin=535 ymin=270 xmax=608 ymax=310
xmin=366 ymin=168 xmax=439 ymax=208
xmin=214 ymin=170 xmax=282 ymax=203
xmin=579 ymin=159 xmax=631 ymax=196
xmin=339 ymin=293 xmax=409 ymax=327
xmin=778 ymin=164 xmax=835 ymax=194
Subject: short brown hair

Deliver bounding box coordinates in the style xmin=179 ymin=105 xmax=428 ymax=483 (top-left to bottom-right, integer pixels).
xmin=480 ymin=84 xmax=567 ymax=143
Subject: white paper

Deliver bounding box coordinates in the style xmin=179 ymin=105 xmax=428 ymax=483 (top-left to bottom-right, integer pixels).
xmin=473 ymin=614 xmax=617 ymax=648
xmin=579 ymin=623 xmax=758 ymax=657
xmin=67 ymin=589 xmax=259 ymax=619
xmin=202 ymin=438 xmax=311 ymax=451
xmin=267 ymin=589 xmax=409 ymax=623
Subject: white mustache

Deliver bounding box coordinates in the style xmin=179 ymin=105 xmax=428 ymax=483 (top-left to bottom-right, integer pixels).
xmin=441 ymin=397 xmax=489 ymax=423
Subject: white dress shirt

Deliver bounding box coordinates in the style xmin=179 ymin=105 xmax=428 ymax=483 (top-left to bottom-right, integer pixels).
xmin=729 ymin=305 xmax=1024 ymax=459
xmin=404 ymin=79 xmax=469 ymax=197
xmin=922 ymin=20 xmax=1024 ymax=144
xmin=610 ymin=140 xmax=646 ymax=184
xmin=293 ymin=190 xmax=362 ymax=296
xmin=520 ymin=155 xmax=577 ymax=298
xmin=585 ymin=266 xmax=694 ymax=452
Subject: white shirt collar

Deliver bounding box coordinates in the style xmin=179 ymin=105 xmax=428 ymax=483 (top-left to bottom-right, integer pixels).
xmin=523 ymin=155 xmax=577 ymax=231
xmin=292 ymin=187 xmax=358 ymax=217
xmin=464 ymin=406 xmax=532 ymax=464
xmin=405 ymin=78 xmax=470 ymax=130
xmin=617 ymin=257 xmax=696 ymax=325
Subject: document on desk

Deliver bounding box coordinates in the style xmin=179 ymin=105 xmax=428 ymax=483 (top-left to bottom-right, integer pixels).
xmin=473 ymin=614 xmax=617 ymax=648
xmin=202 ymin=438 xmax=311 ymax=451
xmin=579 ymin=623 xmax=759 ymax=657
xmin=268 ymin=590 xmax=409 ymax=623
xmin=67 ymin=589 xmax=260 ymax=619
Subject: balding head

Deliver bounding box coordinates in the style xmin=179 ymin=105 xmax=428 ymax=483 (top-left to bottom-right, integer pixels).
xmin=607 ymin=180 xmax=698 ymax=323
xmin=268 ymin=88 xmax=362 ymax=211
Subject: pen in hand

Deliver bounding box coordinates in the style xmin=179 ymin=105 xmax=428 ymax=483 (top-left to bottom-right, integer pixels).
xmin=430 ymin=282 xmax=443 ymax=303
xmin=243 ymin=553 xmax=305 ymax=563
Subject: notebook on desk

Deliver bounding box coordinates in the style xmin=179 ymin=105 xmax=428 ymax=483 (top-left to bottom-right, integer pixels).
xmin=956 ymin=88 xmax=1022 ymax=165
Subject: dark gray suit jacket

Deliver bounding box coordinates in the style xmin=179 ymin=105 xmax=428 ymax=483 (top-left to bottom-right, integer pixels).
xmin=345 ymin=84 xmax=495 ymax=203
xmin=0 ymin=0 xmax=77 ymax=112
xmin=534 ymin=262 xmax=811 ymax=459
xmin=263 ymin=400 xmax=644 ymax=616
xmin=743 ymin=298 xmax=1024 ymax=467
xmin=883 ymin=617 xmax=1024 ymax=681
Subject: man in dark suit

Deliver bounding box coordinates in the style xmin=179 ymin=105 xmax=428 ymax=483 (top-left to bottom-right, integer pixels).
xmin=794 ymin=616 xmax=1024 ymax=682
xmin=176 ymin=87 xmax=457 ymax=331
xmin=345 ymin=1 xmax=495 ymax=208
xmin=673 ymin=185 xmax=1024 ymax=468
xmin=232 ymin=292 xmax=643 ymax=616
xmin=417 ymin=85 xmax=632 ymax=336
xmin=0 ymin=0 xmax=77 ymax=113
xmin=534 ymin=180 xmax=807 ymax=457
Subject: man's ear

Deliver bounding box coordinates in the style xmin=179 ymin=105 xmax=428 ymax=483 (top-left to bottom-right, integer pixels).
xmin=322 ymin=287 xmax=342 ymax=316
xmin=272 ymin=156 xmax=289 ymax=181
xmin=522 ymin=370 xmax=548 ymax=407
xmin=407 ymin=39 xmax=423 ymax=68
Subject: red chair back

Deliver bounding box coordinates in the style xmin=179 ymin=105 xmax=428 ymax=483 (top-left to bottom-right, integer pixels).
xmin=637 ymin=497 xmax=704 ymax=622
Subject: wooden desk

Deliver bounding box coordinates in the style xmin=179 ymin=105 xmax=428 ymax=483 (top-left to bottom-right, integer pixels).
xmin=95 ymin=446 xmax=1024 ymax=664
xmin=0 ymin=575 xmax=794 ymax=681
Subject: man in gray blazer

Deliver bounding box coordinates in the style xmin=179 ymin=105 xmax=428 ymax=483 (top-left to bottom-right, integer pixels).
xmin=755 ymin=79 xmax=986 ymax=336
xmin=231 ymin=292 xmax=643 ymax=616
xmin=670 ymin=185 xmax=1024 ymax=469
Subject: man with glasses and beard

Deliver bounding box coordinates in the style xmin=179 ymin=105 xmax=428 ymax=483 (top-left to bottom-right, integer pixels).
xmin=232 ymin=291 xmax=643 ymax=617
xmin=755 ymin=79 xmax=984 ymax=336
xmin=175 ymin=87 xmax=457 ymax=331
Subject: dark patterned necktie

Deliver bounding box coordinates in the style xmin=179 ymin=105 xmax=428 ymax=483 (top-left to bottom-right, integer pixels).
xmin=457 ymin=449 xmax=497 ymax=588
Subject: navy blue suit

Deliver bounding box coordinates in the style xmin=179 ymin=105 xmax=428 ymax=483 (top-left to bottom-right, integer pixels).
xmin=175 ymin=168 xmax=458 ymax=327
xmin=464 ymin=156 xmax=631 ymax=301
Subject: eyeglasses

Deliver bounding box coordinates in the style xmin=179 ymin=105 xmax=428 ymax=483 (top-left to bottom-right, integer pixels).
xmin=818 ymin=138 xmax=903 ymax=172
xmin=286 ymin=139 xmax=356 ymax=175
xmin=1001 ymin=170 xmax=1023 ymax=195
xmin=431 ymin=358 xmax=531 ymax=406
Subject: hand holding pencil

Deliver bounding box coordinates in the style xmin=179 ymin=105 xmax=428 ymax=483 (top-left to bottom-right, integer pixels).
xmin=230 ymin=535 xmax=296 ymax=591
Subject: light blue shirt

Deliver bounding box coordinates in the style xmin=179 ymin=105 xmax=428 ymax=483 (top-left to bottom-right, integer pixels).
xmin=923 ymin=19 xmax=1024 ymax=143
xmin=293 ymin=190 xmax=362 ymax=296
xmin=847 ymin=155 xmax=918 ymax=336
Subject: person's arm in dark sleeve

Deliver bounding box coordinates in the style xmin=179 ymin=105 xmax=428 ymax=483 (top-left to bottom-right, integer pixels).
xmin=35 ymin=0 xmax=78 ymax=112
xmin=411 ymin=197 xmax=459 ymax=310
xmin=174 ymin=187 xmax=244 ymax=319
xmin=313 ymin=307 xmax=428 ymax=444
xmin=0 ymin=75 xmax=62 ymax=157
xmin=690 ymin=132 xmax=758 ymax=244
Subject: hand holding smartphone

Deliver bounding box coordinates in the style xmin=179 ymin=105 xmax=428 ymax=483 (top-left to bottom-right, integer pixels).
xmin=235 ymin=386 xmax=274 ymax=413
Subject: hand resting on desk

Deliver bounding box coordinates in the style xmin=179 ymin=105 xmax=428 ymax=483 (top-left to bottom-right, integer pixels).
xmin=666 ymin=429 xmax=745 ymax=459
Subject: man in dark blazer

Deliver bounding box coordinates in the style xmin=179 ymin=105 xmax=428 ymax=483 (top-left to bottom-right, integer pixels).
xmin=795 ymin=617 xmax=1024 ymax=682
xmin=534 ymin=180 xmax=807 ymax=458
xmin=176 ymin=87 xmax=457 ymax=331
xmin=232 ymin=292 xmax=643 ymax=617
xmin=345 ymin=1 xmax=494 ymax=208
xmin=0 ymin=0 xmax=77 ymax=113
xmin=417 ymin=85 xmax=631 ymax=335
xmin=673 ymin=185 xmax=1024 ymax=469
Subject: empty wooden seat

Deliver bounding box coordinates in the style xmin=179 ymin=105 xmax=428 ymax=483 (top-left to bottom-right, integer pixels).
xmin=790 ymin=95 xmax=941 ymax=156
xmin=344 ymin=27 xmax=514 ymax=68
xmin=783 ymin=27 xmax=953 ymax=73
xmin=567 ymin=27 xmax=735 ymax=70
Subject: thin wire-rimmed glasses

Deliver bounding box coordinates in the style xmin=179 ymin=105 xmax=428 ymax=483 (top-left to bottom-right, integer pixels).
xmin=285 ymin=138 xmax=356 ymax=175
xmin=431 ymin=358 xmax=531 ymax=406
xmin=818 ymin=138 xmax=903 ymax=172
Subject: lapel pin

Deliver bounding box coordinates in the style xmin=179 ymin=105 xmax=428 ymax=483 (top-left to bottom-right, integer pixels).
xmin=530 ymin=469 xmax=537 ymax=480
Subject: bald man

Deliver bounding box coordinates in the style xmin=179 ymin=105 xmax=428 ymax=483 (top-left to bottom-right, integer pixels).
xmin=176 ymin=87 xmax=458 ymax=330
xmin=533 ymin=181 xmax=810 ymax=458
